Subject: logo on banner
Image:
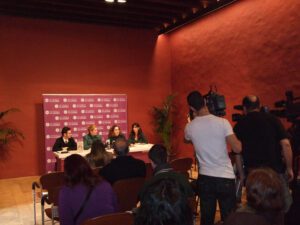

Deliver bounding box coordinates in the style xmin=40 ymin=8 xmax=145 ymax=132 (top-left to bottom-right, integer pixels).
xmin=44 ymin=98 xmax=60 ymax=103
xmin=98 ymin=120 xmax=111 ymax=125
xmin=98 ymin=109 xmax=111 ymax=113
xmin=46 ymin=122 xmax=61 ymax=127
xmin=90 ymin=115 xmax=103 ymax=119
xmin=81 ymin=109 xmax=95 ymax=114
xmin=72 ymin=104 xmax=87 ymax=108
xmin=113 ymin=97 xmax=126 ymax=102
xmin=54 ymin=104 xmax=69 ymax=109
xmin=63 ymin=98 xmax=77 ymax=102
xmin=55 ymin=116 xmax=70 ymax=121
xmin=80 ymin=98 xmax=94 ymax=102
xmin=45 ymin=110 xmax=60 ymax=115
xmin=114 ymin=119 xmax=127 ymax=124
xmin=64 ymin=121 xmax=79 ymax=126
xmin=63 ymin=110 xmax=78 ymax=114
xmin=73 ymin=115 xmax=87 ymax=120
xmin=105 ymin=103 xmax=119 ymax=107
xmin=89 ymin=104 xmax=103 ymax=108
xmin=46 ymin=134 xmax=59 ymax=139
xmin=113 ymin=108 xmax=126 ymax=113
xmin=97 ymin=98 xmax=111 ymax=102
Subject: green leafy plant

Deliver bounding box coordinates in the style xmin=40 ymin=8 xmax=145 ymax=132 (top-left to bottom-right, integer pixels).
xmin=0 ymin=108 xmax=24 ymax=149
xmin=152 ymin=94 xmax=176 ymax=155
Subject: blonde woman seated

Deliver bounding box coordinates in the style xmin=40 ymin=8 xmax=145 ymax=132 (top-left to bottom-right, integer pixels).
xmin=83 ymin=124 xmax=102 ymax=150
xmin=85 ymin=140 xmax=113 ymax=168
xmin=128 ymin=122 xmax=148 ymax=145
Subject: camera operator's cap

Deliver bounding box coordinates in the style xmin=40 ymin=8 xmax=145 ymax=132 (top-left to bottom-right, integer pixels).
xmin=187 ymin=91 xmax=205 ymax=110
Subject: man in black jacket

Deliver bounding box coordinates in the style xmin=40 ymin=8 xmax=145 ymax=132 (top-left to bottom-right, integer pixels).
xmin=52 ymin=126 xmax=77 ymax=151
xmin=99 ymin=137 xmax=146 ymax=184
xmin=234 ymin=95 xmax=293 ymax=212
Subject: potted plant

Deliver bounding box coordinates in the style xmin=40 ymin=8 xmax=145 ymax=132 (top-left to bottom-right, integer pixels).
xmin=0 ymin=108 xmax=24 ymax=155
xmin=152 ymin=94 xmax=176 ymax=155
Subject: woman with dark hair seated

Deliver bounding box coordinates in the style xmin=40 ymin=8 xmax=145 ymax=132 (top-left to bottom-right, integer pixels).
xmin=85 ymin=140 xmax=113 ymax=168
xmin=224 ymin=168 xmax=285 ymax=225
xmin=107 ymin=125 xmax=125 ymax=146
xmin=59 ymin=154 xmax=118 ymax=225
xmin=134 ymin=178 xmax=193 ymax=225
xmin=128 ymin=122 xmax=148 ymax=145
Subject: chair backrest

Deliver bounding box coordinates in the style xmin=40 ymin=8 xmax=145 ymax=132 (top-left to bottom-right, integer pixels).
xmin=40 ymin=171 xmax=65 ymax=191
xmin=113 ymin=177 xmax=145 ymax=212
xmin=81 ymin=212 xmax=134 ymax=225
xmin=40 ymin=171 xmax=65 ymax=205
xmin=169 ymin=157 xmax=193 ymax=173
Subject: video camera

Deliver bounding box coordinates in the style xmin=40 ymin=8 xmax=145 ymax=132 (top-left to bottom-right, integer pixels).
xmin=232 ymin=104 xmax=269 ymax=122
xmin=270 ymin=91 xmax=300 ymax=122
xmin=189 ymin=86 xmax=226 ymax=120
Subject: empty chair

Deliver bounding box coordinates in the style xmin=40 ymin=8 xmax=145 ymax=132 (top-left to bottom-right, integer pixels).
xmin=113 ymin=177 xmax=145 ymax=212
xmin=32 ymin=171 xmax=65 ymax=225
xmin=81 ymin=212 xmax=133 ymax=225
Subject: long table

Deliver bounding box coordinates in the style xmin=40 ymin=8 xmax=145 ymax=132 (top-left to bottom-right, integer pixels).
xmin=53 ymin=143 xmax=153 ymax=171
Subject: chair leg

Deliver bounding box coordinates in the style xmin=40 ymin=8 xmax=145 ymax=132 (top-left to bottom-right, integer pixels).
xmin=32 ymin=189 xmax=37 ymax=225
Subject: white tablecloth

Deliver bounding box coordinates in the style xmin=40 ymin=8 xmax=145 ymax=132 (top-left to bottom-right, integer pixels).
xmin=53 ymin=143 xmax=153 ymax=160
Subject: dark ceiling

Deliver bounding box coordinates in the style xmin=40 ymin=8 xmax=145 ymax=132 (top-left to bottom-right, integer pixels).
xmin=0 ymin=0 xmax=237 ymax=34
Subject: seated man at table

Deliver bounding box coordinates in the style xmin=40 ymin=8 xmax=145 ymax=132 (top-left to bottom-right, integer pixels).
xmin=139 ymin=144 xmax=194 ymax=201
xmin=52 ymin=126 xmax=77 ymax=152
xmin=99 ymin=137 xmax=146 ymax=184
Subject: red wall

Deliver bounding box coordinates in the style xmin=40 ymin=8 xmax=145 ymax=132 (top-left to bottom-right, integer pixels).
xmin=168 ymin=0 xmax=300 ymax=158
xmin=0 ymin=16 xmax=171 ymax=178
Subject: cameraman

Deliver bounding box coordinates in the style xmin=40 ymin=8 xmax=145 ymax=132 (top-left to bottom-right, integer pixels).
xmin=184 ymin=91 xmax=241 ymax=225
xmin=233 ymin=95 xmax=293 ymax=212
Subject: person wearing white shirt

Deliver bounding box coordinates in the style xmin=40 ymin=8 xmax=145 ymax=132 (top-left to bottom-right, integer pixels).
xmin=184 ymin=91 xmax=241 ymax=225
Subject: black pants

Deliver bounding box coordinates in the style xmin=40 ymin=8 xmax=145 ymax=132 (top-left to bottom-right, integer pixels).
xmin=197 ymin=175 xmax=236 ymax=225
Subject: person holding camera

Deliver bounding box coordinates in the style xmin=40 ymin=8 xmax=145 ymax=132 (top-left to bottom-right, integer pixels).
xmin=233 ymin=95 xmax=293 ymax=213
xmin=184 ymin=91 xmax=242 ymax=225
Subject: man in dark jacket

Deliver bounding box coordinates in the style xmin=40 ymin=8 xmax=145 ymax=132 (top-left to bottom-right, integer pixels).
xmin=52 ymin=126 xmax=77 ymax=151
xmin=99 ymin=137 xmax=146 ymax=184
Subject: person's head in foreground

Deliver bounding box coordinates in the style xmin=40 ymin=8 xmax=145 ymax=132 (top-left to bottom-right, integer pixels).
xmin=64 ymin=154 xmax=99 ymax=187
xmin=134 ymin=178 xmax=193 ymax=225
xmin=113 ymin=137 xmax=129 ymax=156
xmin=246 ymin=168 xmax=284 ymax=222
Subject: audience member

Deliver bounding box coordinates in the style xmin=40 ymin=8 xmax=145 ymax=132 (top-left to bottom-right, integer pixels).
xmin=184 ymin=91 xmax=242 ymax=225
xmin=52 ymin=127 xmax=77 ymax=151
xmin=107 ymin=125 xmax=125 ymax=146
xmin=83 ymin=124 xmax=102 ymax=150
xmin=134 ymin=178 xmax=193 ymax=225
xmin=99 ymin=137 xmax=146 ymax=184
xmin=85 ymin=140 xmax=113 ymax=168
xmin=224 ymin=168 xmax=284 ymax=225
xmin=128 ymin=122 xmax=148 ymax=145
xmin=139 ymin=144 xmax=194 ymax=201
xmin=59 ymin=154 xmax=118 ymax=225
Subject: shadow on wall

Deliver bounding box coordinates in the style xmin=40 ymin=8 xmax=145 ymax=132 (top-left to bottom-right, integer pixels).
xmin=35 ymin=103 xmax=46 ymax=174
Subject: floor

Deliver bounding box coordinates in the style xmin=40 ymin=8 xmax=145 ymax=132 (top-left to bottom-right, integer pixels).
xmin=0 ymin=170 xmax=238 ymax=225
